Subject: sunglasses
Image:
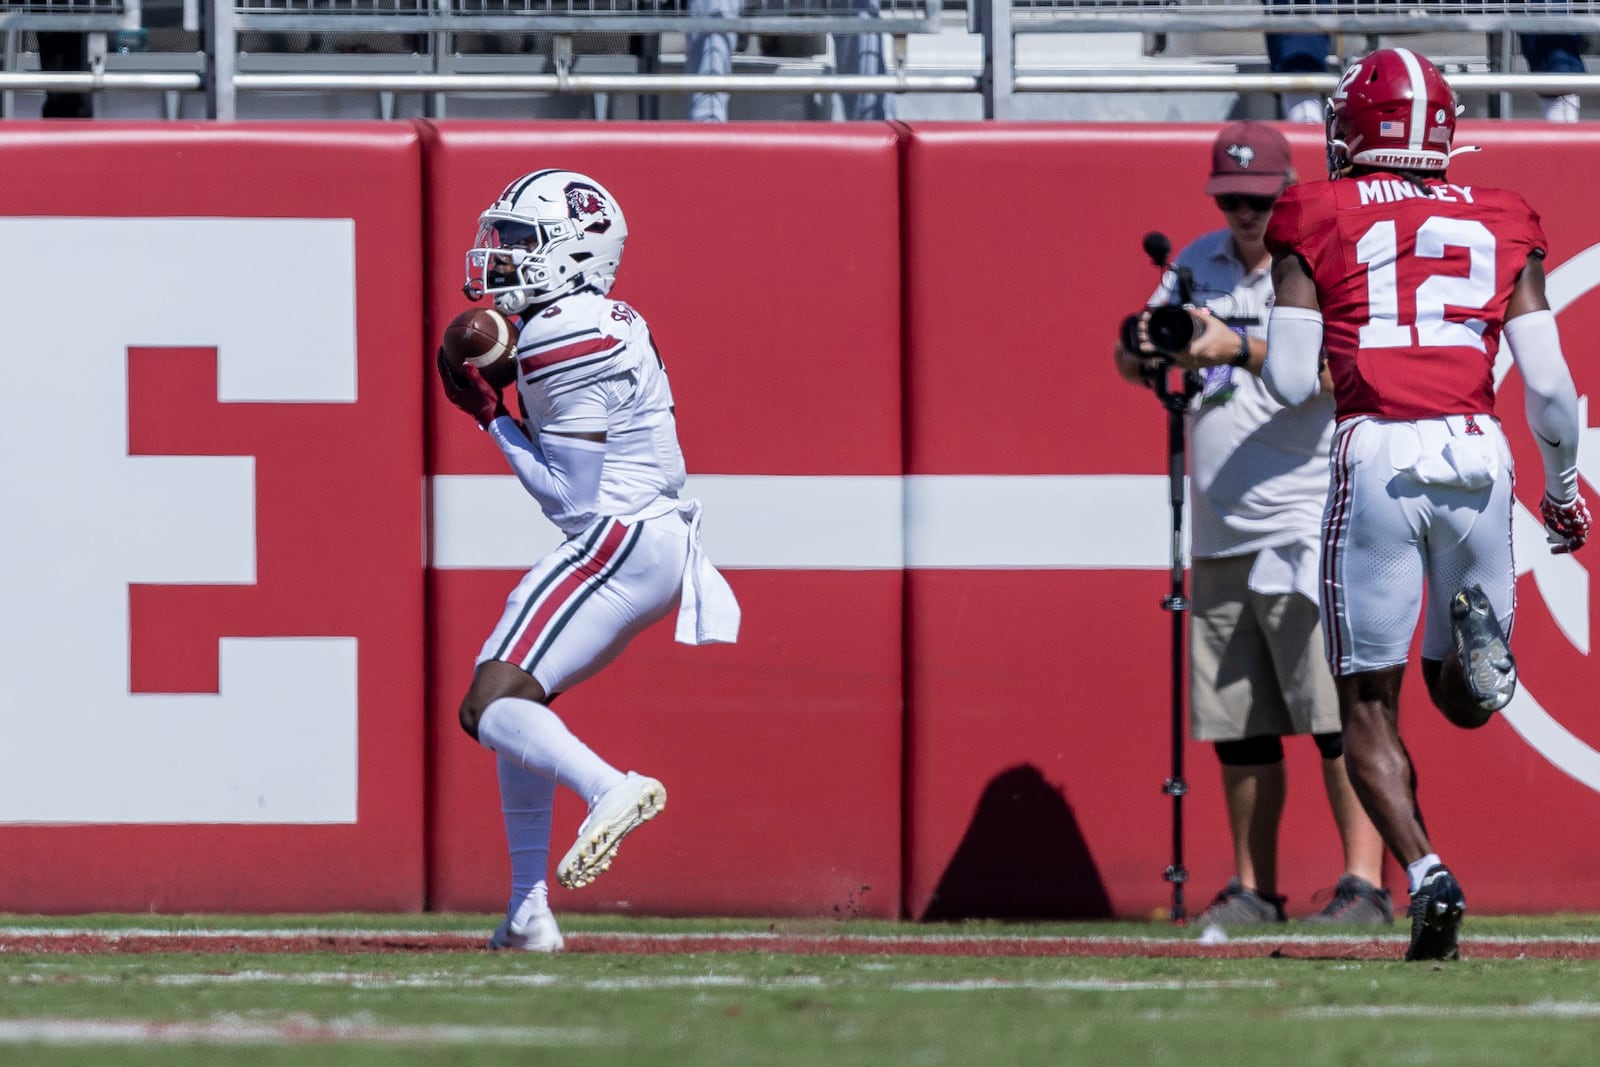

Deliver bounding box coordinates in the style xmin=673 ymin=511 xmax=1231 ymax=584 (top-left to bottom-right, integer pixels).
xmin=1216 ymin=194 xmax=1278 ymax=213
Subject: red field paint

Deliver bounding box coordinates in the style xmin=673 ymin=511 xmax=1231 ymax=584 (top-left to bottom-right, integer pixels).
xmin=3 ymin=931 xmax=1599 ymax=961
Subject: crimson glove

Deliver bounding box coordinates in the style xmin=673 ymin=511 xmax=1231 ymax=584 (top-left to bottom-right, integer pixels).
xmin=436 ymin=347 xmax=507 ymax=429
xmin=1541 ymin=493 xmax=1591 ymax=554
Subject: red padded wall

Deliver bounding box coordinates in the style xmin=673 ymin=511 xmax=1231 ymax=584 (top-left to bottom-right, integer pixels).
xmin=1395 ymin=123 xmax=1600 ymax=911
xmin=0 ymin=125 xmax=427 ymax=912
xmin=421 ymin=124 xmax=904 ymax=918
xmin=902 ymin=123 xmax=1600 ymax=918
xmin=5 ymin=121 xmax=1599 ymax=919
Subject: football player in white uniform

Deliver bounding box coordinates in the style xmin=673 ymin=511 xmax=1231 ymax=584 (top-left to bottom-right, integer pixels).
xmin=437 ymin=169 xmax=740 ymax=952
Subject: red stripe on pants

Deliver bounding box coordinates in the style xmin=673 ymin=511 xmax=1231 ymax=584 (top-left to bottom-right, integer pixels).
xmin=506 ymin=521 xmax=628 ymax=667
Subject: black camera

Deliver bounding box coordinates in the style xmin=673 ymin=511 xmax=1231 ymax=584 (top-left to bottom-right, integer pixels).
xmin=1121 ymin=231 xmax=1207 ymax=359
xmin=1147 ymin=305 xmax=1208 ymax=355
xmin=1122 ymin=305 xmax=1207 ymax=357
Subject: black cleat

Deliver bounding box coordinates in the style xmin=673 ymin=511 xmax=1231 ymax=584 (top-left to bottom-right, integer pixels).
xmin=1404 ymin=865 xmax=1466 ymax=962
xmin=1450 ymin=585 xmax=1516 ymax=723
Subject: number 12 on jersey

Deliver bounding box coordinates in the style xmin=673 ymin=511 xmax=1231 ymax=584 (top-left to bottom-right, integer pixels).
xmin=1356 ymin=216 xmax=1495 ymax=352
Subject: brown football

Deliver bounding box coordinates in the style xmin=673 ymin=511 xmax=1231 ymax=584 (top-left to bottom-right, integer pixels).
xmin=442 ymin=306 xmax=519 ymax=389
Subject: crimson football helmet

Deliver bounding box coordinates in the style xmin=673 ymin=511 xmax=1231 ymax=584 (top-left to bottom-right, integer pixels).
xmin=1326 ymin=47 xmax=1460 ymax=178
xmin=463 ymin=169 xmax=628 ymax=314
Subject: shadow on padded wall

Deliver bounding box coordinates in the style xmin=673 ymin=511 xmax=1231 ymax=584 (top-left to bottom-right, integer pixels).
xmin=921 ymin=763 xmax=1113 ymax=922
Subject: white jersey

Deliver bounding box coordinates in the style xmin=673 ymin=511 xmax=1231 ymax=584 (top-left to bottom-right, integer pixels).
xmin=512 ymin=290 xmax=687 ymax=531
xmin=476 ymin=288 xmax=738 ymax=681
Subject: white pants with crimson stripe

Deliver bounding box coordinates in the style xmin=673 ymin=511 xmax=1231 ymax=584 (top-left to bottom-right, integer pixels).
xmin=478 ymin=510 xmax=689 ymax=695
xmin=1321 ymin=415 xmax=1517 ymax=675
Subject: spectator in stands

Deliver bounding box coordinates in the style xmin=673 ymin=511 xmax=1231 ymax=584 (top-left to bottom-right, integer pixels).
xmin=1268 ymin=21 xmax=1587 ymax=123
xmin=1112 ymin=122 xmax=1391 ymax=931
xmin=685 ymin=0 xmax=894 ymax=121
xmin=685 ymin=0 xmax=740 ymax=121
xmin=1523 ymin=33 xmax=1586 ymax=122
xmin=37 ymin=31 xmax=92 ymax=119
xmin=1264 ymin=15 xmax=1328 ymax=125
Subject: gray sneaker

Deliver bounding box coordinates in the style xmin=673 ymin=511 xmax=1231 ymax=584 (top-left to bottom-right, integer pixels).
xmin=1194 ymin=878 xmax=1287 ymax=927
xmin=1303 ymin=874 xmax=1394 ymax=925
xmin=1451 ymin=584 xmax=1516 ymax=721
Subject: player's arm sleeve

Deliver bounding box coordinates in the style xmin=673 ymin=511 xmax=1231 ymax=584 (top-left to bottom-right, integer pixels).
xmin=485 ymin=380 xmax=609 ymax=525
xmin=1262 ymin=305 xmax=1324 ymax=407
xmin=1503 ymin=308 xmax=1581 ymax=502
xmin=487 ymin=416 xmax=606 ymax=527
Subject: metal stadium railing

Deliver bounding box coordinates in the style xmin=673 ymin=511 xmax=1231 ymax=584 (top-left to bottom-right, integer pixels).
xmin=0 ymin=0 xmax=142 ymax=32
xmin=1008 ymin=0 xmax=1600 ymax=34
xmin=978 ymin=0 xmax=1600 ymax=117
xmin=203 ymin=0 xmax=945 ymax=117
xmin=226 ymin=0 xmax=940 ymax=35
xmin=2 ymin=0 xmax=1600 ymax=119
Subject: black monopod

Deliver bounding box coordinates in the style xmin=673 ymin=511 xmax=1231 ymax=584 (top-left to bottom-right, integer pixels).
xmin=1139 ymin=231 xmax=1202 ymax=925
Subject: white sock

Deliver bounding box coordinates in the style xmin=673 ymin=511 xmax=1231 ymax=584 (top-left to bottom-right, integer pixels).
xmin=497 ymin=756 xmax=555 ymax=927
xmin=1283 ymin=93 xmax=1323 ymax=125
xmin=1407 ymin=852 xmax=1443 ymax=894
xmin=1541 ymin=93 xmax=1580 ymax=123
xmin=478 ymin=696 xmax=625 ymax=805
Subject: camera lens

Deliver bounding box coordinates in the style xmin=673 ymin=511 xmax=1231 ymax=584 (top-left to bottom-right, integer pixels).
xmin=1147 ymin=306 xmax=1199 ymax=354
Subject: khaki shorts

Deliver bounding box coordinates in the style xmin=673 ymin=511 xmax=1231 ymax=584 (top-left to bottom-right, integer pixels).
xmin=1189 ymin=553 xmax=1340 ymax=742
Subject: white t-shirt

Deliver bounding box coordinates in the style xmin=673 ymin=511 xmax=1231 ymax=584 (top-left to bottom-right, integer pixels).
xmin=1152 ymin=228 xmax=1334 ymax=561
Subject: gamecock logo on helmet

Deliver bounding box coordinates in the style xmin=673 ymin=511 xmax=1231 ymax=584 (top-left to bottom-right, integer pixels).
xmin=565 ymin=182 xmax=613 ymax=234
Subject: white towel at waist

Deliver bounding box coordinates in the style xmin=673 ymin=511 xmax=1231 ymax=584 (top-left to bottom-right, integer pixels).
xmin=617 ymin=497 xmax=740 ymax=646
xmin=1387 ymin=414 xmax=1502 ymax=490
xmin=1247 ymin=536 xmax=1321 ymax=606
xmin=675 ymin=499 xmax=740 ymax=645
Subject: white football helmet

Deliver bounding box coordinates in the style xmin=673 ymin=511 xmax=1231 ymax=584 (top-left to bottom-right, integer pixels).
xmin=463 ymin=169 xmax=628 ymax=314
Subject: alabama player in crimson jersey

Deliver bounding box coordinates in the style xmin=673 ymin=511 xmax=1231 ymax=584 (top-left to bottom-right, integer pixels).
xmin=1262 ymin=47 xmax=1590 ymax=962
xmin=436 ymin=169 xmax=740 ymax=952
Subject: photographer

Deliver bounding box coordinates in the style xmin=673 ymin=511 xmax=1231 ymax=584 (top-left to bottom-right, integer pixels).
xmin=1112 ymin=122 xmax=1388 ymax=930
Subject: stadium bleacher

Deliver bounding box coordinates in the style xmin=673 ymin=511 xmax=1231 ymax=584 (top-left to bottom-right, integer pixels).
xmin=0 ymin=1 xmax=1596 ymax=122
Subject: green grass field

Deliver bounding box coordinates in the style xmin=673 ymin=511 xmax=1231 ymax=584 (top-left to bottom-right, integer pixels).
xmin=4 ymin=913 xmax=1600 ymax=1065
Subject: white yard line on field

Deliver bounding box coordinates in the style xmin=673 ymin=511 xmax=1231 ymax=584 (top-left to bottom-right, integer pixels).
xmin=0 ymin=1017 xmax=609 ymax=1047
xmin=0 ymin=927 xmax=469 ymax=939
xmin=894 ymin=978 xmax=1280 ymax=991
xmin=6 ymin=971 xmax=828 ymax=991
xmin=1292 ymin=1002 xmax=1600 ymax=1019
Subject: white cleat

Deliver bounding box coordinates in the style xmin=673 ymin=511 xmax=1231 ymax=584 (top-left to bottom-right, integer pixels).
xmin=488 ymin=911 xmax=564 ymax=953
xmin=556 ymin=772 xmax=666 ymax=890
